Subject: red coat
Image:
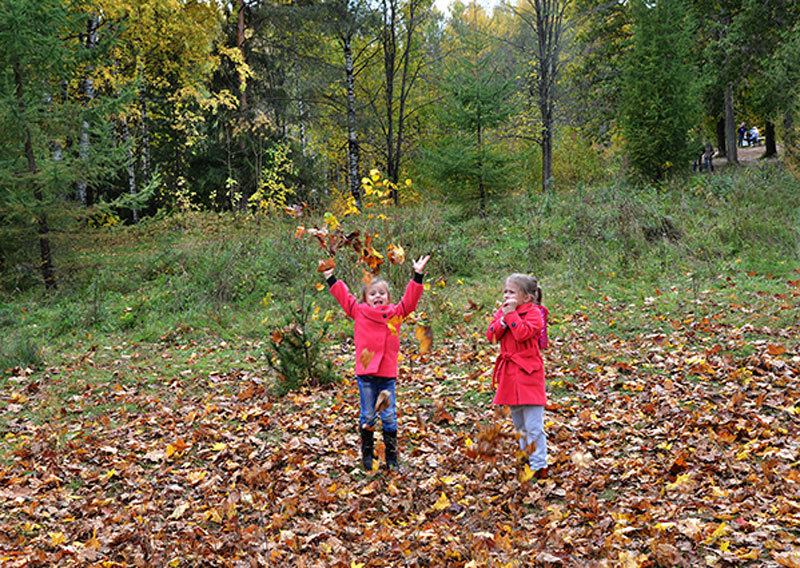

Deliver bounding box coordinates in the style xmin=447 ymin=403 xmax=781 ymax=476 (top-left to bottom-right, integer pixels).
xmin=330 ymin=279 xmax=423 ymax=377
xmin=487 ymin=302 xmax=546 ymax=406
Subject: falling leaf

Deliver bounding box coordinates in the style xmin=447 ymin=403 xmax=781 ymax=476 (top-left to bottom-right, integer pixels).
xmin=519 ymin=464 xmax=534 ymax=482
xmin=285 ymin=203 xmax=307 ymax=217
xmin=415 ymin=325 xmax=433 ymax=355
xmin=387 ymin=243 xmax=405 ymax=265
xmin=386 ymin=315 xmax=403 ymax=336
xmin=318 ymin=258 xmax=335 ymax=272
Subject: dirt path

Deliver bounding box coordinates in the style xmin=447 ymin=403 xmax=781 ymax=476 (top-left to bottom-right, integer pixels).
xmin=717 ymin=143 xmax=781 ymax=169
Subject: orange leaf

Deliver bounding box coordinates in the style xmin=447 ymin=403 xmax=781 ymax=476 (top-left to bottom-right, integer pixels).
xmin=294 ymin=225 xmax=306 ymax=238
xmin=318 ymin=258 xmax=336 ymax=272
xmin=415 ymin=325 xmax=433 ymax=355
xmin=387 ymin=243 xmax=405 ymax=265
xmin=359 ymin=349 xmax=375 ymax=368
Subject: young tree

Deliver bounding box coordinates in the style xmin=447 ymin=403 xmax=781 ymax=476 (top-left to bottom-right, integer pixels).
xmin=424 ymin=4 xmax=516 ymax=215
xmin=620 ymin=0 xmax=701 ymax=181
xmin=507 ymin=0 xmax=571 ymax=193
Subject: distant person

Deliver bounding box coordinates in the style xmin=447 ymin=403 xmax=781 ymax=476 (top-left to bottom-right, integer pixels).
xmin=323 ymin=254 xmax=430 ymax=471
xmin=702 ymin=143 xmax=715 ymax=173
xmin=738 ymin=123 xmax=747 ymax=147
xmin=487 ymin=273 xmax=549 ymax=479
xmin=749 ymin=125 xmax=760 ymax=146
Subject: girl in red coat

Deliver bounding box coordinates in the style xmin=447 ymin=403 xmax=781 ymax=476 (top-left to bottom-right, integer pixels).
xmin=487 ymin=273 xmax=549 ymax=478
xmin=323 ymin=254 xmax=430 ymax=471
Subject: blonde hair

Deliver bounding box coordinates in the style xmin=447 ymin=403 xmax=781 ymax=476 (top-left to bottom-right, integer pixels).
xmin=361 ymin=278 xmax=391 ymax=303
xmin=505 ymin=273 xmax=542 ymax=304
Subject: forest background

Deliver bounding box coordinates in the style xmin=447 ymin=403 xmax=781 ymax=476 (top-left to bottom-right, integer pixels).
xmin=2 ymin=0 xmax=800 ymax=566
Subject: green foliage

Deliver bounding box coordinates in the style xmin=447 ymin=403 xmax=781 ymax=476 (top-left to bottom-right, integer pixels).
xmin=0 ymin=334 xmax=42 ymax=375
xmin=422 ymin=14 xmax=517 ymax=214
xmin=266 ymin=309 xmax=340 ymax=398
xmin=620 ymin=0 xmax=701 ymax=181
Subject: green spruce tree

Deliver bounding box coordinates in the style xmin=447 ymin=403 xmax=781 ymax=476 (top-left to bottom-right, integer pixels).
xmin=423 ymin=7 xmax=516 ymax=215
xmin=620 ymin=0 xmax=701 ymax=181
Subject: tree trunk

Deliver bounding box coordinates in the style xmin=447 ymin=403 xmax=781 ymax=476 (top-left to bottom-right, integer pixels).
xmin=764 ymin=120 xmax=776 ymax=157
xmin=14 ymin=61 xmax=56 ymax=290
xmin=77 ymin=15 xmax=99 ymax=206
xmin=382 ymin=0 xmax=397 ymax=201
xmin=530 ymin=0 xmax=566 ymax=194
xmin=477 ymin=122 xmax=485 ymax=217
xmin=724 ymin=82 xmax=737 ymax=164
xmin=716 ymin=117 xmax=726 ymax=158
xmin=784 ymin=111 xmax=798 ymax=166
xmin=139 ymin=80 xmax=151 ymax=183
xmin=343 ymin=35 xmax=361 ymax=208
xmin=237 ymin=0 xmax=247 ymax=112
xmin=122 ymin=118 xmax=139 ymax=222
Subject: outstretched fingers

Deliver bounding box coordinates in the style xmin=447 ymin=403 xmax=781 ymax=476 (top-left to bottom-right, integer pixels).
xmin=413 ymin=254 xmax=431 ymax=273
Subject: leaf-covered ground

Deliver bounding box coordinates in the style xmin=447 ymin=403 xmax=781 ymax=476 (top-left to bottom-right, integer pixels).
xmin=1 ymin=279 xmax=799 ymax=568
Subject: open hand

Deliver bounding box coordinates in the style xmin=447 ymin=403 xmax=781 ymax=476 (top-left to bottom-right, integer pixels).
xmin=412 ymin=254 xmax=431 ymax=274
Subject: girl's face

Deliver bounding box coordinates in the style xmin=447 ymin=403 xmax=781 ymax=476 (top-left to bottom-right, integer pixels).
xmin=365 ymin=282 xmax=390 ymax=307
xmin=503 ymin=280 xmax=532 ymax=306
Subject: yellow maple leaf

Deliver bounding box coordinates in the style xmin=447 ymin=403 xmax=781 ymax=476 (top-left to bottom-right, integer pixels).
xmin=433 ymin=492 xmax=450 ymax=511
xmin=49 ymin=531 xmax=66 ymax=546
xmin=386 ymin=315 xmax=403 ymax=336
xmin=519 ymin=465 xmax=534 ymax=482
xmin=212 ymin=442 xmax=227 ymax=452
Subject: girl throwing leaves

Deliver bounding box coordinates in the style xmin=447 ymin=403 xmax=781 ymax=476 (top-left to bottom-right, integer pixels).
xmin=323 ymin=254 xmax=430 ymax=471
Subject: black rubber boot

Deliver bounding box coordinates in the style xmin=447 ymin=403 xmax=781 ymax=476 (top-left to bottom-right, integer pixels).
xmin=383 ymin=430 xmax=398 ymax=470
xmin=360 ymin=428 xmax=375 ymax=471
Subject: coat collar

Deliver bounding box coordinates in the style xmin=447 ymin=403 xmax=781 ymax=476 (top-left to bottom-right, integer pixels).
xmin=516 ymin=302 xmax=535 ymax=314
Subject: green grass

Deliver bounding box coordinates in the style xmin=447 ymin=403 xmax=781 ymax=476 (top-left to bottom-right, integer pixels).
xmin=0 ymin=165 xmax=798 ymax=391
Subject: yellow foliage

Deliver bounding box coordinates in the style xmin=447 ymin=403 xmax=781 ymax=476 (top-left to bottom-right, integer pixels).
xmin=249 ymin=141 xmax=296 ymax=215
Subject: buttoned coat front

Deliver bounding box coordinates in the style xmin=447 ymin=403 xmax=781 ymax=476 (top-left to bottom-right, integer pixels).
xmin=487 ymin=302 xmax=546 ymax=406
xmin=330 ymin=279 xmax=423 ymax=377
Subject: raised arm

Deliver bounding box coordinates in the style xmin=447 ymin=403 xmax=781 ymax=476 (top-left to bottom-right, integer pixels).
xmin=325 ymin=269 xmax=358 ymax=318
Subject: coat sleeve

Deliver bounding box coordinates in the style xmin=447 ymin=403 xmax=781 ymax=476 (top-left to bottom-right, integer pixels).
xmin=503 ymin=307 xmax=542 ymax=343
xmin=395 ymin=279 xmax=423 ymax=317
xmin=330 ymin=280 xmax=359 ymax=318
xmin=486 ymin=309 xmax=506 ymax=343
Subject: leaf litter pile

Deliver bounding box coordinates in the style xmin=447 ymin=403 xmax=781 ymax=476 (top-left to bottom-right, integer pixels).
xmin=1 ymin=280 xmax=799 ymax=567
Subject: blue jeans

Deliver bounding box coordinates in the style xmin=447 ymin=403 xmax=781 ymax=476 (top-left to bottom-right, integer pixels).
xmin=511 ymin=405 xmax=547 ymax=470
xmin=356 ymin=376 xmax=397 ymax=432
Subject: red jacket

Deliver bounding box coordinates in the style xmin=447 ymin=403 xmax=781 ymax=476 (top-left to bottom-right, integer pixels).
xmin=487 ymin=302 xmax=546 ymax=406
xmin=330 ymin=278 xmax=423 ymax=377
